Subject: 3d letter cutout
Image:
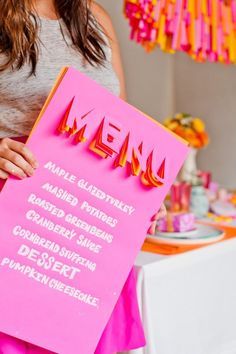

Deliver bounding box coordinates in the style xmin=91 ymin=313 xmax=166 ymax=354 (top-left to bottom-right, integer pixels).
xmin=58 ymin=96 xmax=166 ymax=188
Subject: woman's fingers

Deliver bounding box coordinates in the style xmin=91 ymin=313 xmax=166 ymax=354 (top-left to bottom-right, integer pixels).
xmin=0 ymin=138 xmax=39 ymax=179
xmin=7 ymin=139 xmax=38 ymax=169
xmin=0 ymin=169 xmax=9 ymax=179
xmin=148 ymin=204 xmax=167 ymax=235
xmin=0 ymin=158 xmax=27 ymax=179
xmin=3 ymin=149 xmax=35 ymax=177
xmin=158 ymin=204 xmax=167 ymax=220
xmin=152 ymin=204 xmax=167 ymax=221
xmin=148 ymin=221 xmax=157 ymax=235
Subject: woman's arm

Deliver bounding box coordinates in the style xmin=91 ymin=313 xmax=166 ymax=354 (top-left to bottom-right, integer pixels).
xmin=91 ymin=2 xmax=127 ymax=100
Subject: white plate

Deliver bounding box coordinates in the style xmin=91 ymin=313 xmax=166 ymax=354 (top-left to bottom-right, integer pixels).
xmin=211 ymin=201 xmax=236 ymax=217
xmin=156 ymin=228 xmax=198 ymax=238
xmin=147 ymin=224 xmax=225 ymax=245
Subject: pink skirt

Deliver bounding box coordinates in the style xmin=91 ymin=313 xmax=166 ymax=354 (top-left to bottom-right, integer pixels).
xmin=0 ymin=269 xmax=145 ymax=354
xmin=0 ymin=137 xmax=145 ymax=354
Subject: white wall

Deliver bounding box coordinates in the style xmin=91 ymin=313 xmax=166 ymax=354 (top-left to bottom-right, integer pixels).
xmin=174 ymin=54 xmax=236 ymax=189
xmin=98 ymin=0 xmax=175 ymax=119
xmin=99 ymin=1 xmax=236 ymax=189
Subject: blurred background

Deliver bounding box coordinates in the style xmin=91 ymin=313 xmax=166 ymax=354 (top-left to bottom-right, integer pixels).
xmin=99 ymin=0 xmax=235 ymax=189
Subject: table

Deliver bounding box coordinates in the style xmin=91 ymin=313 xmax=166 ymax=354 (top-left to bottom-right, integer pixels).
xmin=121 ymin=237 xmax=236 ymax=354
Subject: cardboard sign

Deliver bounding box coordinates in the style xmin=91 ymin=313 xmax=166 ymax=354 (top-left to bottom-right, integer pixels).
xmin=0 ymin=67 xmax=188 ymax=354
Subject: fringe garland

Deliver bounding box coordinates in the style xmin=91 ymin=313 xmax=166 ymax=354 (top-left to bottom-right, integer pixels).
xmin=124 ymin=0 xmax=236 ymax=64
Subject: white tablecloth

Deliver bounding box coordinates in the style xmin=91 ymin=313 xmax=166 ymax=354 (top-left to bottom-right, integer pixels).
xmin=121 ymin=237 xmax=236 ymax=354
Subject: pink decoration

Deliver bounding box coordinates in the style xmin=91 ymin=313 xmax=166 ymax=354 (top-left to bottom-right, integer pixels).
xmin=198 ymin=171 xmax=212 ymax=189
xmin=172 ymin=213 xmax=195 ymax=232
xmin=157 ymin=217 xmax=168 ymax=232
xmin=157 ymin=212 xmax=195 ymax=232
xmin=170 ymin=182 xmax=191 ymax=212
xmin=124 ymin=0 xmax=236 ymax=65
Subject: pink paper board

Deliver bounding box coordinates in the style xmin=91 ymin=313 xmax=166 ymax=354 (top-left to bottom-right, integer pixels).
xmin=0 ymin=67 xmax=188 ymax=354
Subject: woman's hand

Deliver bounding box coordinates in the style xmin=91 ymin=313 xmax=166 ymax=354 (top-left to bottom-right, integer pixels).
xmin=0 ymin=138 xmax=38 ymax=180
xmin=148 ymin=204 xmax=167 ymax=235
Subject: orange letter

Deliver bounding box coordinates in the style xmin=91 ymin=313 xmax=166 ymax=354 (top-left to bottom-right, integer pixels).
xmin=115 ymin=133 xmax=148 ymax=176
xmin=58 ymin=96 xmax=102 ymax=143
xmin=90 ymin=117 xmax=124 ymax=158
xmin=141 ymin=150 xmax=166 ymax=187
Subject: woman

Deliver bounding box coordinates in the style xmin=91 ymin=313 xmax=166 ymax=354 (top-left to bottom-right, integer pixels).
xmin=0 ymin=1 xmax=166 ymax=353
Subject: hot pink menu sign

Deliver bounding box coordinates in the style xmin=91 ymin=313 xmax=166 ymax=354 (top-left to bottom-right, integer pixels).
xmin=0 ymin=67 xmax=188 ymax=353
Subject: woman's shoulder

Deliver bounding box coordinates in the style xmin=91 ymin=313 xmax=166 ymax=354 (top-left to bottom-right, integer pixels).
xmin=90 ymin=2 xmax=113 ymax=36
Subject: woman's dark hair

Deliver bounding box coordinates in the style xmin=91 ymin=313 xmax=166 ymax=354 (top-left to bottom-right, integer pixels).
xmin=0 ymin=0 xmax=106 ymax=75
